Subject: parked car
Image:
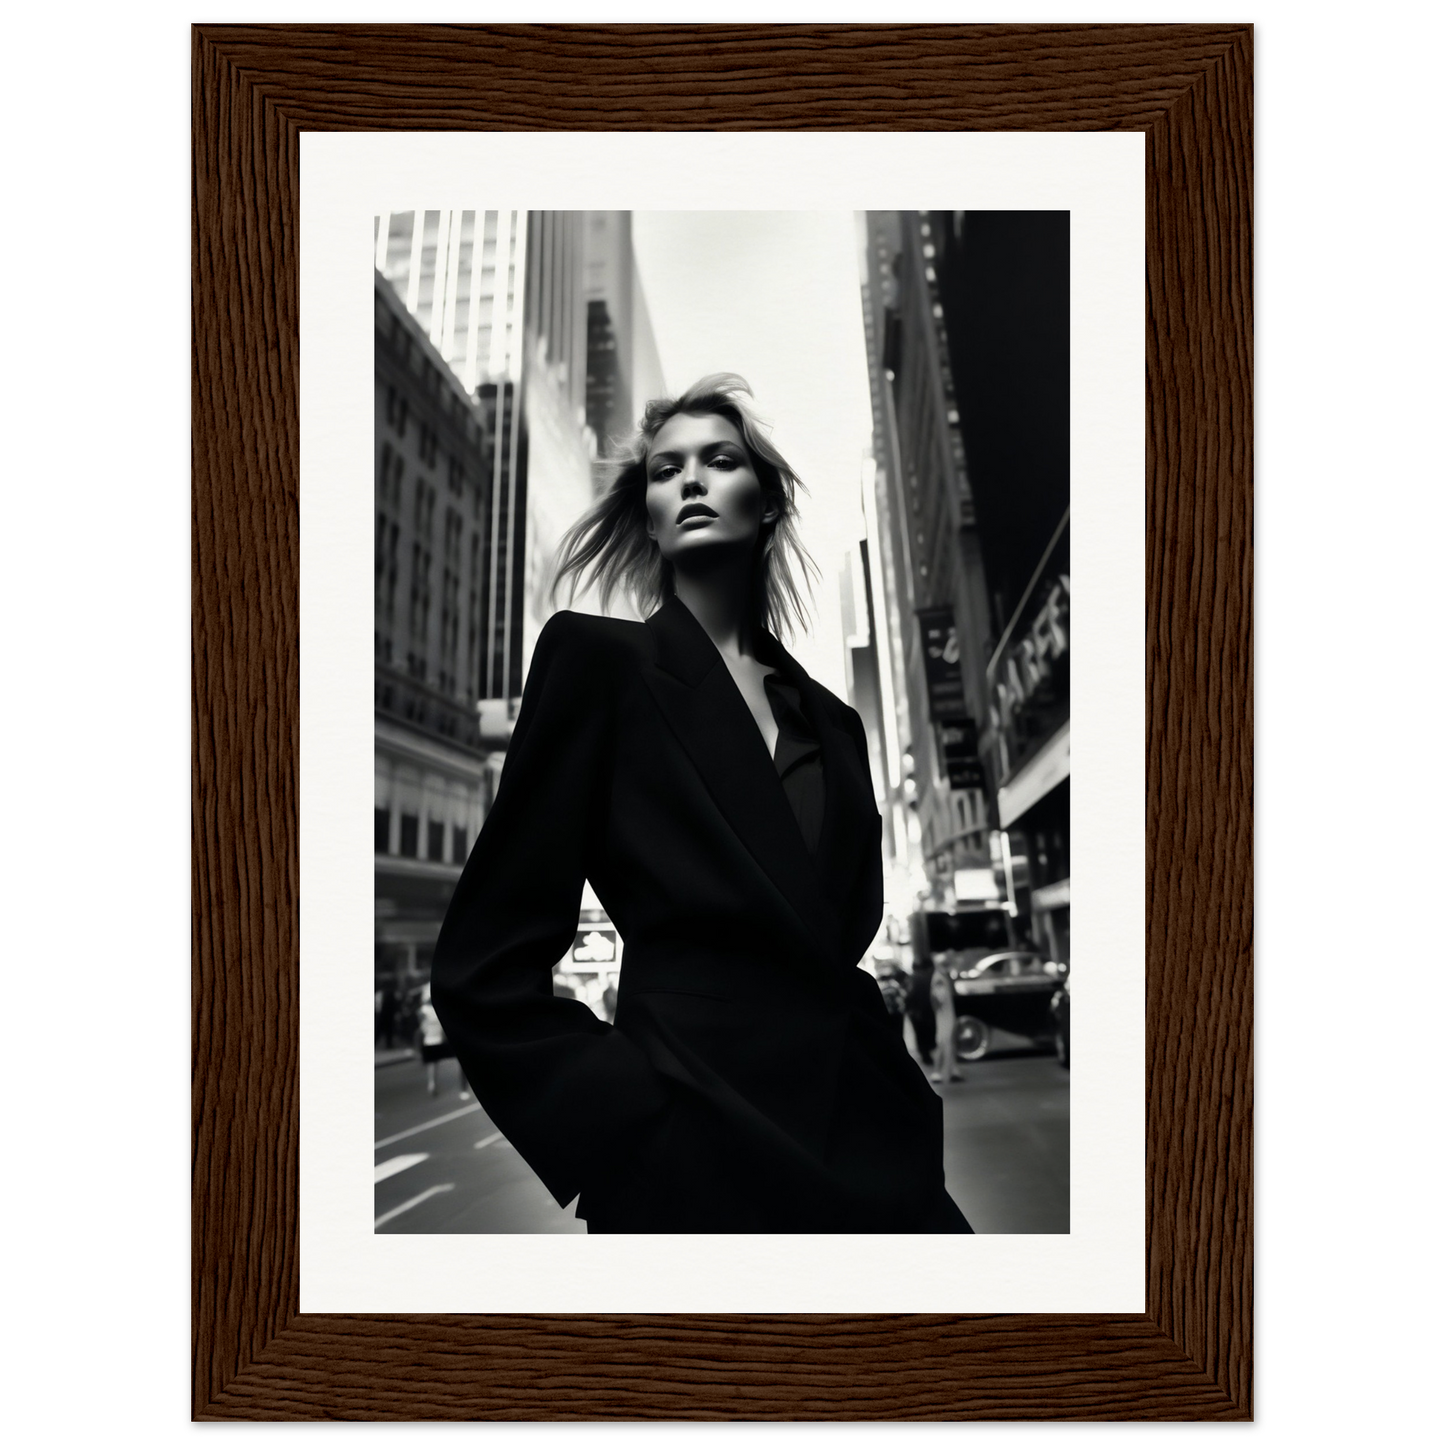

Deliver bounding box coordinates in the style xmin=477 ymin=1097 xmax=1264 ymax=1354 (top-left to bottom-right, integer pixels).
xmin=945 ymin=951 xmax=1069 ymax=1060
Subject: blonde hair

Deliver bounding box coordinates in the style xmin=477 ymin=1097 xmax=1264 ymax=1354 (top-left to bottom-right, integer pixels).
xmin=552 ymin=373 xmax=818 ymax=640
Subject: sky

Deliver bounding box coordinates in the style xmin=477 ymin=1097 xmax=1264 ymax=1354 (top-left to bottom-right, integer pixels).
xmin=630 ymin=212 xmax=874 ymax=699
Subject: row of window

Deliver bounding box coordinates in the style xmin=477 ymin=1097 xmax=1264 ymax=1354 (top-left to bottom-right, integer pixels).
xmin=413 ymin=478 xmax=437 ymax=534
xmin=409 ymin=538 xmax=433 ymax=641
xmin=379 ymin=446 xmax=489 ymax=699
xmin=384 ymin=385 xmax=409 ymax=439
xmin=378 ymin=444 xmax=404 ymax=507
xmin=376 ymin=509 xmax=400 ymax=624
xmin=384 ymin=383 xmax=482 ymax=497
xmin=375 ymin=807 xmax=469 ymax=865
xmin=374 ymin=678 xmax=478 ymax=745
xmin=383 ymin=306 xmax=484 ymax=442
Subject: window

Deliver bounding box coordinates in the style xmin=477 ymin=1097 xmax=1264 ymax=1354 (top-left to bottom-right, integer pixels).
xmin=452 ymin=825 xmax=468 ymax=863
xmin=374 ymin=808 xmax=391 ymax=853
xmin=427 ymin=820 xmax=445 ymax=861
xmin=399 ymin=813 xmax=419 ymax=857
xmin=385 ymin=522 xmax=399 ymax=621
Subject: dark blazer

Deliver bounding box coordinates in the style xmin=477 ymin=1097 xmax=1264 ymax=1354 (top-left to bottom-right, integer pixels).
xmin=431 ymin=595 xmax=966 ymax=1232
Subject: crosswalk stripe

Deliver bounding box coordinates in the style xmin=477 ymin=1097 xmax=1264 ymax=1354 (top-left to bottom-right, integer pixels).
xmin=374 ymin=1152 xmax=427 ymax=1184
xmin=374 ymin=1182 xmax=454 ymax=1229
xmin=473 ymin=1132 xmax=503 ymax=1150
xmin=374 ymin=1101 xmax=482 ymax=1151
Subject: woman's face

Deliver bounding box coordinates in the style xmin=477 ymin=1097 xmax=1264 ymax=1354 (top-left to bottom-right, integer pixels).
xmin=644 ymin=412 xmax=777 ymax=565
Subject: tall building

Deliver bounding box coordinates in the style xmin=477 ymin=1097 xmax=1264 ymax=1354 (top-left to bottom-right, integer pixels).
xmin=373 ymin=273 xmax=498 ymax=990
xmin=936 ymin=211 xmax=1071 ymax=961
xmin=838 ymin=520 xmax=927 ymax=946
xmin=376 ymin=210 xmax=665 ymax=711
xmin=583 ymin=211 xmax=668 ymax=455
xmin=374 ymin=211 xmax=664 ymax=1001
xmin=858 ymin=210 xmax=1071 ymax=958
xmin=857 ymin=211 xmax=995 ymax=916
xmin=376 ymin=210 xmax=530 ymax=712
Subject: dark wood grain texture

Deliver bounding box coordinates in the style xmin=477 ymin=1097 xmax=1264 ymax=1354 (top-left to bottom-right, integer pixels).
xmin=192 ymin=22 xmax=1252 ymax=1421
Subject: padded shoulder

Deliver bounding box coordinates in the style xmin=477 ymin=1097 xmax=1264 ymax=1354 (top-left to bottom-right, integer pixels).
xmin=545 ymin=608 xmax=647 ymax=647
xmin=532 ymin=609 xmax=649 ymax=681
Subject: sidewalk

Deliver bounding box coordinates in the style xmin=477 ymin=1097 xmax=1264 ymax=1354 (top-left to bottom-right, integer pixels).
xmin=375 ymin=1044 xmax=416 ymax=1069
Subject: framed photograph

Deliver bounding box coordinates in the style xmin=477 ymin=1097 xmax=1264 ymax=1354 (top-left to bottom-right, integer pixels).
xmin=193 ymin=23 xmax=1251 ymax=1420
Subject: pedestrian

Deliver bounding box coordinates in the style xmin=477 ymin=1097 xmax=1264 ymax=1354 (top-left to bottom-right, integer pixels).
xmin=875 ymin=964 xmax=908 ymax=1038
xmin=417 ymin=982 xmax=470 ymax=1099
xmin=432 ymin=374 xmax=970 ymax=1234
xmin=905 ymin=959 xmax=938 ymax=1071
xmin=930 ymin=958 xmax=963 ymax=1085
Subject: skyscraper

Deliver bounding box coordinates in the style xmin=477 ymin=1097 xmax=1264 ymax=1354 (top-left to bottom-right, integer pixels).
xmin=858 ymin=210 xmax=1070 ymax=958
xmin=374 ymin=209 xmax=666 ymax=999
xmin=377 ymin=210 xmax=530 ymax=710
xmin=857 ymin=211 xmax=994 ymax=911
xmin=376 ymin=210 xmax=665 ymax=707
xmin=373 ymin=273 xmax=498 ymax=991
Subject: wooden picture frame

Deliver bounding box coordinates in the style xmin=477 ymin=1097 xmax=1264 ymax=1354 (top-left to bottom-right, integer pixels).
xmin=192 ymin=23 xmax=1252 ymax=1421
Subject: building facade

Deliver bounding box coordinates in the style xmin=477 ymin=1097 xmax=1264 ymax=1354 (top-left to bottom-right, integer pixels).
xmin=373 ymin=273 xmax=499 ymax=990
xmin=374 ymin=211 xmax=664 ymax=1001
xmin=857 ymin=211 xmax=995 ymax=916
xmin=858 ymin=210 xmax=1070 ymax=959
xmin=935 ymin=211 xmax=1071 ymax=961
xmin=376 ymin=209 xmax=531 ymax=713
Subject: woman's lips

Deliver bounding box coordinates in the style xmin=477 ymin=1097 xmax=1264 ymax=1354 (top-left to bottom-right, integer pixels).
xmin=676 ymin=506 xmax=718 ymax=525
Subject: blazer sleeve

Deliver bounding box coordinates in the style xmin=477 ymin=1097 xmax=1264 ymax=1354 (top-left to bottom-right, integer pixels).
xmin=430 ymin=611 xmax=670 ymax=1209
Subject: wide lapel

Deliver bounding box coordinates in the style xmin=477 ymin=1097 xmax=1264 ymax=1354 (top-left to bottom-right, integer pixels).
xmin=642 ymin=598 xmax=844 ymax=964
xmin=762 ymin=633 xmax=877 ymax=920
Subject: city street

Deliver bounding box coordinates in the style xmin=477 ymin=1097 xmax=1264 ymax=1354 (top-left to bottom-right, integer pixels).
xmin=374 ymin=1032 xmax=1068 ymax=1235
xmin=370 ymin=207 xmax=1076 ymax=1246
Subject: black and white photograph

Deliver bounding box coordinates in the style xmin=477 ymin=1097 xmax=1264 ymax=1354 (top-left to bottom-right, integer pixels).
xmin=27 ymin=5 xmax=1445 ymax=1435
xmin=369 ymin=207 xmax=1071 ymax=1236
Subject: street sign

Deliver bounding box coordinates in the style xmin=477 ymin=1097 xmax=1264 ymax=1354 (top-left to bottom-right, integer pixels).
xmin=916 ymin=607 xmax=969 ymax=722
xmin=937 ymin=718 xmax=985 ymax=790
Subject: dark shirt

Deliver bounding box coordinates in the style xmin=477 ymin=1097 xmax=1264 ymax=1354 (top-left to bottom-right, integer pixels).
xmin=764 ymin=672 xmax=825 ymax=854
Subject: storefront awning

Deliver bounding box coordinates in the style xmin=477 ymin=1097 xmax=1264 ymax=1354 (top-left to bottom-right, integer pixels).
xmin=998 ymin=721 xmax=1070 ymax=829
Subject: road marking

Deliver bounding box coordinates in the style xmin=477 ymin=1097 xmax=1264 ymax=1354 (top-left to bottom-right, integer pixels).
xmin=473 ymin=1131 xmax=503 ymax=1150
xmin=374 ymin=1101 xmax=482 ymax=1151
xmin=374 ymin=1152 xmax=427 ymax=1184
xmin=374 ymin=1183 xmax=454 ymax=1229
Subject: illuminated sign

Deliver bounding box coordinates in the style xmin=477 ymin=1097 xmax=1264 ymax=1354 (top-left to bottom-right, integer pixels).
xmin=954 ymin=868 xmax=1001 ymax=903
xmin=571 ymin=928 xmax=617 ymax=964
xmin=991 ymin=575 xmax=1069 ymax=738
xmin=937 ymin=718 xmax=985 ymax=790
xmin=916 ymin=607 xmax=969 ymax=722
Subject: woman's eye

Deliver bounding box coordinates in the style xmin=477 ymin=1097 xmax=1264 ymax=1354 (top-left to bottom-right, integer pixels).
xmin=709 ymin=455 xmax=737 ymax=470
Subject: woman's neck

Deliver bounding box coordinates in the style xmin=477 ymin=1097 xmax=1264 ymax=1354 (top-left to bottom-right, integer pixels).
xmin=671 ymin=564 xmax=759 ymax=662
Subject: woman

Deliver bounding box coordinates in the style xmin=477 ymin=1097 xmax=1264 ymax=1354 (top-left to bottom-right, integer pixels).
xmin=416 ymin=982 xmax=470 ymax=1100
xmin=929 ymin=958 xmax=963 ymax=1085
xmin=431 ymin=374 xmax=971 ymax=1233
